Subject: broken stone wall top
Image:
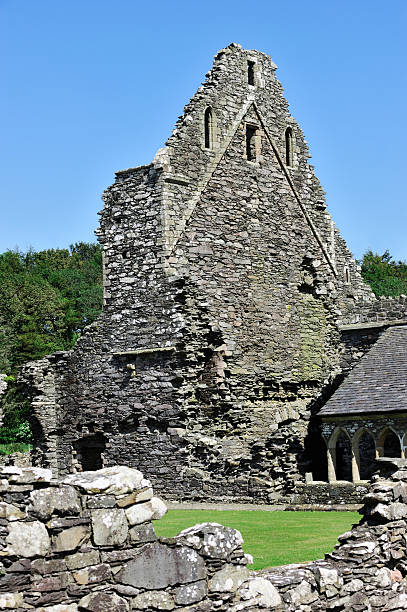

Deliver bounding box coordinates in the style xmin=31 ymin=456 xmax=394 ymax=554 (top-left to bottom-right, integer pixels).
xmin=1 ymin=462 xmax=407 ymax=610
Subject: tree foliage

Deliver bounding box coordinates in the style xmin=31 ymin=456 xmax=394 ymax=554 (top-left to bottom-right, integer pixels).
xmin=360 ymin=250 xmax=407 ymax=297
xmin=0 ymin=243 xmax=103 ymax=373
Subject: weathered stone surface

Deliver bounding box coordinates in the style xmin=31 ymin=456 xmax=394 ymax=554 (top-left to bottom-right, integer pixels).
xmin=125 ymin=497 xmax=167 ymax=526
xmin=233 ymin=577 xmax=282 ymax=609
xmin=32 ymin=558 xmax=66 ymax=574
xmin=129 ymin=522 xmax=157 ymax=543
xmin=117 ymin=543 xmax=206 ymax=589
xmin=208 ymin=564 xmax=250 ymax=592
xmin=62 ymin=466 xmax=150 ymax=496
xmin=65 ymin=550 xmax=100 ymax=570
xmin=30 ymin=485 xmax=81 ymax=519
xmin=0 ymin=502 xmax=25 ymax=521
xmin=37 ymin=606 xmax=78 ymax=612
xmin=78 ymin=592 xmax=128 ymax=611
xmin=131 ymin=591 xmax=175 ymax=610
xmin=0 ymin=592 xmax=24 ymax=608
xmin=286 ymin=580 xmax=319 ymax=605
xmin=52 ymin=525 xmax=89 ymax=552
xmin=3 ymin=466 xmax=52 ymax=484
xmin=73 ymin=563 xmax=111 ymax=585
xmin=85 ymin=495 xmax=116 ymax=509
xmin=174 ymin=581 xmax=207 ymax=605
xmin=373 ymin=502 xmax=407 ymax=521
xmin=6 ymin=520 xmax=50 ymax=557
xmin=91 ymin=508 xmax=128 ymax=545
xmin=116 ymin=487 xmax=153 ymax=507
xmin=179 ymin=523 xmax=243 ymax=559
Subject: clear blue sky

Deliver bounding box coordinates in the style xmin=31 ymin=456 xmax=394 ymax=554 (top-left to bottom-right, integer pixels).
xmin=1 ymin=0 xmax=406 ymax=261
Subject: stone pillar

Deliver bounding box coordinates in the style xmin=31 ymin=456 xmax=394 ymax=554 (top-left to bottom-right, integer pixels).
xmin=351 ymin=446 xmax=360 ymax=483
xmin=327 ymin=446 xmax=336 ymax=483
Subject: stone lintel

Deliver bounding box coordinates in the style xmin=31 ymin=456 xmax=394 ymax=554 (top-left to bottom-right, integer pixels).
xmin=113 ymin=346 xmax=176 ymax=357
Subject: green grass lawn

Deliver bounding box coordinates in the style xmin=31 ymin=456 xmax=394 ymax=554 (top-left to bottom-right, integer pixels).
xmin=154 ymin=510 xmax=360 ymax=570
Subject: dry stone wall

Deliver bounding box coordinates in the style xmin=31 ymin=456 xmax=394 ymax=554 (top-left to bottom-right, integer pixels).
xmin=19 ymin=44 xmax=407 ymax=504
xmin=1 ymin=461 xmax=407 ymax=610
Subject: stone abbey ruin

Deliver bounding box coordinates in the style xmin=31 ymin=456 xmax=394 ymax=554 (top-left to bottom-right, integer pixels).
xmin=21 ymin=43 xmax=407 ymax=505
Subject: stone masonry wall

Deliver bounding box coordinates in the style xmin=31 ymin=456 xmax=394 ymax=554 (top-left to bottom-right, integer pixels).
xmin=19 ymin=44 xmax=407 ymax=504
xmin=2 ymin=460 xmax=407 ymax=610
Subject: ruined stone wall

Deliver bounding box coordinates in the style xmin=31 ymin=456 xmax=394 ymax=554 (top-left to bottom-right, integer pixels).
xmin=20 ymin=44 xmax=407 ymax=503
xmin=2 ymin=461 xmax=407 ymax=610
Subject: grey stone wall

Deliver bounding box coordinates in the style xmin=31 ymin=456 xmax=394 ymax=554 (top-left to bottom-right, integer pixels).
xmin=1 ymin=461 xmax=407 ymax=610
xmin=19 ymin=44 xmax=407 ymax=503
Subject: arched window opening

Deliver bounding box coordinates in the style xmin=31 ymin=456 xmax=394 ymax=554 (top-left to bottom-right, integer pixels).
xmin=358 ymin=431 xmax=376 ymax=480
xmin=344 ymin=266 xmax=350 ymax=284
xmin=74 ymin=434 xmax=106 ymax=471
xmin=247 ymin=60 xmax=255 ymax=85
xmin=204 ymin=107 xmax=213 ymax=149
xmin=335 ymin=431 xmax=352 ymax=481
xmin=383 ymin=430 xmax=401 ymax=458
xmin=285 ymin=127 xmax=293 ymax=167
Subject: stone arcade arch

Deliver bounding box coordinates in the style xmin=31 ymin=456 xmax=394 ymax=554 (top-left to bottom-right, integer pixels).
xmin=327 ymin=427 xmax=354 ymax=483
xmin=353 ymin=428 xmax=377 ymax=481
xmin=378 ymin=428 xmax=402 ymax=458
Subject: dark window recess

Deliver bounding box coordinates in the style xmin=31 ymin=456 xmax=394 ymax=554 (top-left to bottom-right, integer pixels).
xmin=344 ymin=267 xmax=350 ymax=283
xmin=247 ymin=61 xmax=255 ymax=85
xmin=246 ymin=126 xmax=257 ymax=161
xmin=285 ymin=127 xmax=293 ymax=166
xmin=204 ymin=107 xmax=212 ymax=149
xmin=75 ymin=434 xmax=105 ymax=471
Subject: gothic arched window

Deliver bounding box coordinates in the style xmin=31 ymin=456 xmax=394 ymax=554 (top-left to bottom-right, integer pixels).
xmin=285 ymin=127 xmax=293 ymax=167
xmin=204 ymin=107 xmax=214 ymax=149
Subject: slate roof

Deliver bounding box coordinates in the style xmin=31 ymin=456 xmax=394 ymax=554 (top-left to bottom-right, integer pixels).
xmin=319 ymin=325 xmax=407 ymax=416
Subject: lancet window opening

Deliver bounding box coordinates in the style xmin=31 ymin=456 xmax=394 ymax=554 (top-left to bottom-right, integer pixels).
xmin=285 ymin=127 xmax=293 ymax=167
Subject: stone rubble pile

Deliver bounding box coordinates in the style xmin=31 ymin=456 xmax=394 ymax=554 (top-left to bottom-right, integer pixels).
xmin=0 ymin=460 xmax=407 ymax=610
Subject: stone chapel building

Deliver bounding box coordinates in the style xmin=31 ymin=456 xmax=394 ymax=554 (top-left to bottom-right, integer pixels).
xmin=21 ymin=44 xmax=407 ymax=504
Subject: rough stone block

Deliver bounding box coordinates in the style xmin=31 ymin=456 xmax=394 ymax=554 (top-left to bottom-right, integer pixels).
xmin=208 ymin=564 xmax=250 ymax=592
xmin=116 ymin=487 xmax=153 ymax=507
xmin=62 ymin=466 xmax=150 ymax=496
xmin=117 ymin=542 xmax=206 ymax=589
xmin=0 ymin=502 xmax=26 ymax=522
xmin=0 ymin=592 xmax=25 ymax=608
xmin=73 ymin=563 xmax=111 ymax=585
xmin=6 ymin=520 xmax=50 ymax=557
xmin=91 ymin=508 xmax=128 ymax=545
xmin=52 ymin=525 xmax=89 ymax=552
xmin=125 ymin=497 xmax=166 ymax=526
xmin=78 ymin=592 xmax=128 ymax=611
xmin=131 ymin=591 xmax=175 ymax=610
xmin=175 ymin=580 xmax=207 ymax=605
xmin=178 ymin=522 xmax=243 ymax=559
xmin=30 ymin=485 xmax=81 ymax=520
xmin=65 ymin=550 xmax=100 ymax=570
xmin=129 ymin=523 xmax=157 ymax=544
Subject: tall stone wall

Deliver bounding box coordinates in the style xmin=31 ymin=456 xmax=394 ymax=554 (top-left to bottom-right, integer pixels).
xmin=1 ymin=461 xmax=407 ymax=610
xmin=19 ymin=44 xmax=407 ymax=503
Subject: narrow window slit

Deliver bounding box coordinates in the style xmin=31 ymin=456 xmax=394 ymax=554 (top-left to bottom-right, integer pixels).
xmin=247 ymin=61 xmax=255 ymax=85
xmin=246 ymin=125 xmax=257 ymax=161
xmin=285 ymin=127 xmax=293 ymax=166
xmin=204 ymin=107 xmax=213 ymax=149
